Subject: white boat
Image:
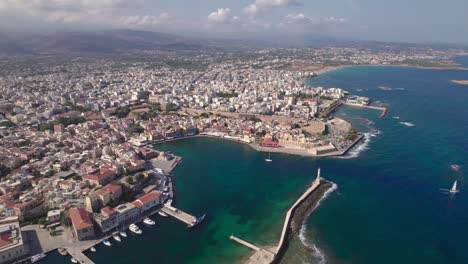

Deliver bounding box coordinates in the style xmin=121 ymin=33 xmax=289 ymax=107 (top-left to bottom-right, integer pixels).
xmin=143 ymin=217 xmax=155 ymax=225
xmin=449 ymin=180 xmax=459 ymax=194
xmin=103 ymin=239 xmax=112 ymax=246
xmin=265 ymin=152 xmax=272 ymax=162
xmin=113 ymin=234 xmax=121 ymax=242
xmin=31 ymin=253 xmax=46 ymax=263
xmin=165 ymin=199 xmax=173 ymax=206
xmin=71 ymin=258 xmax=78 ymax=263
xmin=90 ymin=247 xmax=96 ymax=252
xmin=158 ymin=211 xmax=168 ymax=217
xmin=120 ymin=231 xmax=127 ymax=238
xmin=129 ymin=224 xmax=143 ymax=234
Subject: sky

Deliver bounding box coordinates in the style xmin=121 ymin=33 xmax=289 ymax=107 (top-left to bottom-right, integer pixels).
xmin=0 ymin=0 xmax=467 ymax=44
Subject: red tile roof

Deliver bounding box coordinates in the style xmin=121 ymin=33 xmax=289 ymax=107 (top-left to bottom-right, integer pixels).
xmin=136 ymin=191 xmax=161 ymax=205
xmin=69 ymin=207 xmax=93 ymax=231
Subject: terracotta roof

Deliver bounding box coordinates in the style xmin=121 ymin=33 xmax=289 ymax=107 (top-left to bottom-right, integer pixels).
xmin=101 ymin=207 xmax=117 ymax=216
xmin=102 ymin=183 xmax=121 ymax=193
xmin=69 ymin=207 xmax=93 ymax=231
xmin=136 ymin=191 xmax=161 ymax=206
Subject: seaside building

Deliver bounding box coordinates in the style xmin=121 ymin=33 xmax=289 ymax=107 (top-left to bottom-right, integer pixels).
xmin=0 ymin=222 xmax=25 ymax=264
xmin=69 ymin=207 xmax=95 ymax=241
xmin=131 ymin=191 xmax=163 ymax=213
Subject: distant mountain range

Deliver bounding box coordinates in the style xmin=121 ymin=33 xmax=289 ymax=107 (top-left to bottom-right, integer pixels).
xmin=0 ymin=29 xmax=465 ymax=55
xmin=0 ymin=29 xmax=206 ymax=54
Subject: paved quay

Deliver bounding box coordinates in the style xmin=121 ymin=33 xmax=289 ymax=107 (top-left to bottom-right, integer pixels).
xmin=160 ymin=205 xmax=197 ymax=226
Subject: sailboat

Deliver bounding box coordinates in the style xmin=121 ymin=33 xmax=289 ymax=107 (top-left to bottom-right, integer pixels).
xmin=449 ymin=180 xmax=459 ymax=194
xmin=265 ymin=152 xmax=272 ymax=162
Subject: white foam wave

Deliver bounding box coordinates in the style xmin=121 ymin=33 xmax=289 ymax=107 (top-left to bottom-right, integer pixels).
xmin=337 ymin=132 xmax=373 ymax=159
xmin=299 ymin=183 xmax=338 ymax=264
xmin=400 ymin=122 xmax=415 ymax=127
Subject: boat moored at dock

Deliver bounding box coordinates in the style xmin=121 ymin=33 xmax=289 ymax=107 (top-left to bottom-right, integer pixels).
xmin=129 ymin=224 xmax=143 ymax=234
xmin=143 ymin=217 xmax=156 ymax=225
xmin=113 ymin=234 xmax=122 ymax=242
xmin=30 ymin=253 xmax=46 ymax=263
xmin=188 ymin=214 xmax=206 ymax=228
xmin=120 ymin=231 xmax=127 ymax=238
xmin=103 ymin=239 xmax=112 ymax=246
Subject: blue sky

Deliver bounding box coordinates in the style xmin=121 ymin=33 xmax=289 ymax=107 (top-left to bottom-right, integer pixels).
xmin=0 ymin=0 xmax=467 ymax=44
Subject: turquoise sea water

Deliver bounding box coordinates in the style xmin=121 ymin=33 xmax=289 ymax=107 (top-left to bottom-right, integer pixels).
xmin=41 ymin=59 xmax=468 ymax=264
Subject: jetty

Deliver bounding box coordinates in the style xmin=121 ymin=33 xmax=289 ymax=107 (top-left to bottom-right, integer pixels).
xmin=160 ymin=205 xmax=203 ymax=227
xmin=343 ymin=102 xmax=388 ymax=118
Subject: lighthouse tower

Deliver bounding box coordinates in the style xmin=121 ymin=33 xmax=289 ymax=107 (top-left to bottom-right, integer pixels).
xmin=314 ymin=167 xmax=321 ymax=186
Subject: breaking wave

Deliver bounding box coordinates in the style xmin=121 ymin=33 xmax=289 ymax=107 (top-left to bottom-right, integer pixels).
xmin=299 ymin=183 xmax=338 ymax=264
xmin=400 ymin=122 xmax=415 ymax=127
xmin=337 ymin=132 xmax=374 ymax=159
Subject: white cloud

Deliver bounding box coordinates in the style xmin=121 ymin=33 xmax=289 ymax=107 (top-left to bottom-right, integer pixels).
xmin=244 ymin=0 xmax=299 ymax=17
xmin=120 ymin=13 xmax=171 ymax=27
xmin=0 ymin=0 xmax=145 ymax=25
xmin=207 ymin=8 xmax=233 ymax=24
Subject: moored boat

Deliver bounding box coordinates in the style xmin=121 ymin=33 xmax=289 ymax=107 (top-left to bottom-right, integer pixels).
xmin=158 ymin=211 xmax=168 ymax=217
xmin=143 ymin=217 xmax=155 ymax=225
xmin=129 ymin=224 xmax=143 ymax=234
xmin=120 ymin=231 xmax=127 ymax=238
xmin=90 ymin=247 xmax=96 ymax=252
xmin=113 ymin=234 xmax=121 ymax=242
xmin=71 ymin=258 xmax=78 ymax=263
xmin=103 ymin=239 xmax=112 ymax=246
xmin=30 ymin=253 xmax=46 ymax=263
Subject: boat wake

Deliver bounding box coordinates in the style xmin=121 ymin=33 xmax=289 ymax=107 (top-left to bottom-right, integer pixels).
xmin=400 ymin=122 xmax=415 ymax=127
xmin=337 ymin=132 xmax=374 ymax=159
xmin=299 ymin=183 xmax=338 ymax=264
xmin=393 ymin=116 xmax=400 ymax=119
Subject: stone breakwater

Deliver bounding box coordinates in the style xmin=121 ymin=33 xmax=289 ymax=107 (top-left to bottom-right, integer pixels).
xmin=274 ymin=180 xmax=334 ymax=263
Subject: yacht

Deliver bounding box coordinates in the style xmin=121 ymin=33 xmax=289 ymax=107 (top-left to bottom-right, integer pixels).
xmin=129 ymin=224 xmax=143 ymax=234
xmin=450 ymin=180 xmax=459 ymax=194
xmin=30 ymin=253 xmax=46 ymax=263
xmin=158 ymin=211 xmax=168 ymax=217
xmin=120 ymin=231 xmax=127 ymax=238
xmin=90 ymin=247 xmax=96 ymax=252
xmin=103 ymin=239 xmax=112 ymax=246
xmin=143 ymin=217 xmax=155 ymax=225
xmin=265 ymin=152 xmax=272 ymax=162
xmin=113 ymin=234 xmax=121 ymax=242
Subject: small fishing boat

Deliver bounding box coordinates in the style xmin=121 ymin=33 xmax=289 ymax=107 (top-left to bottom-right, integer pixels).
xmin=30 ymin=253 xmax=46 ymax=263
xmin=71 ymin=258 xmax=78 ymax=263
xmin=103 ymin=239 xmax=112 ymax=246
xmin=120 ymin=231 xmax=127 ymax=238
xmin=143 ymin=217 xmax=155 ymax=225
xmin=129 ymin=224 xmax=142 ymax=234
xmin=113 ymin=234 xmax=121 ymax=242
xmin=265 ymin=152 xmax=272 ymax=162
xmin=90 ymin=247 xmax=96 ymax=252
xmin=158 ymin=211 xmax=168 ymax=217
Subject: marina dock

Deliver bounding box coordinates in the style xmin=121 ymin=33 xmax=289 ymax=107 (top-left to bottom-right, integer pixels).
xmin=344 ymin=102 xmax=388 ymax=118
xmin=160 ymin=205 xmax=202 ymax=227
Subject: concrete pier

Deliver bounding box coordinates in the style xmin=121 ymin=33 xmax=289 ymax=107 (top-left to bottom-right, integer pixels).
xmin=343 ymin=102 xmax=388 ymax=118
xmin=230 ymin=235 xmax=260 ymax=251
xmin=66 ymin=247 xmax=95 ymax=264
xmin=160 ymin=205 xmax=197 ymax=226
xmin=229 ymin=236 xmax=275 ymax=264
